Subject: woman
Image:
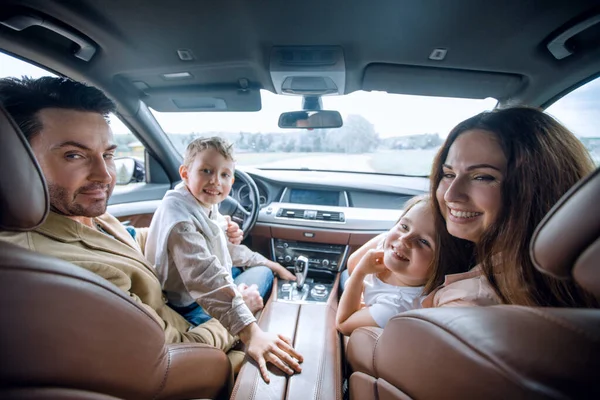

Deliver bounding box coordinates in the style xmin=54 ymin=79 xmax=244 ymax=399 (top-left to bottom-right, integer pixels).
xmin=425 ymin=106 xmax=598 ymax=308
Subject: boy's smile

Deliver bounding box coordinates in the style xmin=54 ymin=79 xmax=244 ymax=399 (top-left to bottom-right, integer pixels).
xmin=179 ymin=147 xmax=235 ymax=207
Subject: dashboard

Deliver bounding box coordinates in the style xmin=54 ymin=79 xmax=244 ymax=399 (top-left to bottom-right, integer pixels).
xmin=109 ymin=167 xmax=429 ymax=241
xmin=233 ymin=167 xmax=429 ymax=232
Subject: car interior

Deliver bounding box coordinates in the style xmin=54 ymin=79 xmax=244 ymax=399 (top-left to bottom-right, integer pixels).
xmin=0 ymin=0 xmax=599 ymax=399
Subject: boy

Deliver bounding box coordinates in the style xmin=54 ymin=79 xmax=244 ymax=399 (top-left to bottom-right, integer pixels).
xmin=145 ymin=137 xmax=295 ymax=329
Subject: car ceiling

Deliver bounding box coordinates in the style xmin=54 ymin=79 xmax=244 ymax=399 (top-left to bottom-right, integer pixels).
xmin=1 ymin=0 xmax=600 ymax=109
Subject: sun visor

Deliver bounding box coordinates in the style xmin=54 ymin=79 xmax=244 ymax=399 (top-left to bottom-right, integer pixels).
xmin=362 ymin=64 xmax=526 ymax=100
xmin=141 ymin=86 xmax=261 ymax=112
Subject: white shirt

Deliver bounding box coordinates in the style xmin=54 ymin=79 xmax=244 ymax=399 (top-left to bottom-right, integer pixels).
xmin=145 ymin=183 xmax=269 ymax=335
xmin=363 ymin=274 xmax=424 ymax=328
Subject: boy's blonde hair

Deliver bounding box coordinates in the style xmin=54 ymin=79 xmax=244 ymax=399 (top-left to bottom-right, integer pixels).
xmin=183 ymin=136 xmax=235 ymax=168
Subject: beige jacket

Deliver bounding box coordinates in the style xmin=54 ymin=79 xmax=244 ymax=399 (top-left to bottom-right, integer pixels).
xmin=0 ymin=211 xmax=236 ymax=351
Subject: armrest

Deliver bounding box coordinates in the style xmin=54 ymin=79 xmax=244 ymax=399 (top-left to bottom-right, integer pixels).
xmin=231 ymin=301 xmax=300 ymax=400
xmin=346 ymin=326 xmax=383 ymax=376
xmin=286 ymin=303 xmax=343 ymax=400
xmin=157 ymin=343 xmax=232 ymax=400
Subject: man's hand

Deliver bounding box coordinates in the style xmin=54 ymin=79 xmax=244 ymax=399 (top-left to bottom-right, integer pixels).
xmin=238 ymin=283 xmax=264 ymax=314
xmin=238 ymin=322 xmax=304 ymax=383
xmin=354 ymin=249 xmax=387 ymax=276
xmin=266 ymin=261 xmax=296 ymax=281
xmin=224 ymin=215 xmax=244 ymax=245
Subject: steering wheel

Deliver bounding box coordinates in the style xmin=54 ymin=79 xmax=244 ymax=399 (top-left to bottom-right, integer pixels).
xmin=219 ymin=169 xmax=260 ymax=240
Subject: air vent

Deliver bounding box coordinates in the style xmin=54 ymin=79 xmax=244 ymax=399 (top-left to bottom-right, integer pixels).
xmin=276 ymin=208 xmax=345 ymax=222
xmin=316 ymin=211 xmax=344 ymax=222
xmin=277 ymin=208 xmax=305 ymax=219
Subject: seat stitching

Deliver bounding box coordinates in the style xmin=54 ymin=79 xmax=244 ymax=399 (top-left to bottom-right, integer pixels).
xmin=153 ymin=348 xmax=171 ymax=400
xmin=372 ymin=333 xmax=382 ymax=377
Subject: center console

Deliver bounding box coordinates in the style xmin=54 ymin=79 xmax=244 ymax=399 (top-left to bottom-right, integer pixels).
xmin=271 ymin=238 xmax=348 ymax=304
xmin=231 ymin=236 xmax=347 ymax=400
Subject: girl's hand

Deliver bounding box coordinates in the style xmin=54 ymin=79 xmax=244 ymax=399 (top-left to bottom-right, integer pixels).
xmin=354 ymin=249 xmax=386 ymax=276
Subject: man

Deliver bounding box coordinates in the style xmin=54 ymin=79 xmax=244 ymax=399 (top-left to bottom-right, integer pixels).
xmin=0 ymin=76 xmax=302 ymax=383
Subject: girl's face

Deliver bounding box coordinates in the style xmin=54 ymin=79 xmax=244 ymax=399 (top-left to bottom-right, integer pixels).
xmin=436 ymin=129 xmax=507 ymax=244
xmin=383 ymin=202 xmax=436 ymax=286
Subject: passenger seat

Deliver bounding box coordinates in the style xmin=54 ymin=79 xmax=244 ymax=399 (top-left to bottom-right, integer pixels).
xmin=346 ymin=168 xmax=600 ymax=399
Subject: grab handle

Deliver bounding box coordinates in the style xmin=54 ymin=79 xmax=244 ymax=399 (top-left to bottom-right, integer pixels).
xmin=0 ymin=14 xmax=97 ymax=62
xmin=547 ymin=14 xmax=600 ymax=60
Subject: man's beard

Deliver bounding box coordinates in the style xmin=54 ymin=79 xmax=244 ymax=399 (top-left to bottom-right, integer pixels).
xmin=48 ymin=182 xmax=113 ymax=218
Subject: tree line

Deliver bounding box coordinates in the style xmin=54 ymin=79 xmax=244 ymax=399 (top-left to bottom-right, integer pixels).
xmin=114 ymin=114 xmax=444 ymax=155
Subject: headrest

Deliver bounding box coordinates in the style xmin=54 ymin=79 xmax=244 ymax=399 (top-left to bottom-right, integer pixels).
xmin=531 ymin=168 xmax=600 ymax=297
xmin=0 ymin=105 xmax=49 ymax=231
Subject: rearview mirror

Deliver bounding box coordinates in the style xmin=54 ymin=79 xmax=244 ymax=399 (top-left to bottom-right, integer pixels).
xmin=278 ymin=110 xmax=343 ymax=129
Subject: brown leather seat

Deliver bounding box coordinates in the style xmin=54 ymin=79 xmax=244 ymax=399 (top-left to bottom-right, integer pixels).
xmin=0 ymin=105 xmax=232 ymax=400
xmin=346 ymin=168 xmax=600 ymax=400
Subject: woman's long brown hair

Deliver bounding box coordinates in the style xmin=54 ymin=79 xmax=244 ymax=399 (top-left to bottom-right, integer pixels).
xmin=430 ymin=107 xmax=598 ymax=307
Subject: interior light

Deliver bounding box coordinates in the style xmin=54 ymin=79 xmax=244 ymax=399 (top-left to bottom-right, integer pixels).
xmin=161 ymin=72 xmax=192 ymax=80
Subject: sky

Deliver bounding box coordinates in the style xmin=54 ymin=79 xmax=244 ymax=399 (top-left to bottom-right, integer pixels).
xmin=1 ymin=51 xmax=598 ymax=138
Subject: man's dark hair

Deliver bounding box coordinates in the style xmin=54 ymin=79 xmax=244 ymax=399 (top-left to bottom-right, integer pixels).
xmin=0 ymin=76 xmax=117 ymax=142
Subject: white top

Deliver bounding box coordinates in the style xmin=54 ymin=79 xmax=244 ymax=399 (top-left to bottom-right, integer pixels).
xmin=363 ymin=274 xmax=424 ymax=328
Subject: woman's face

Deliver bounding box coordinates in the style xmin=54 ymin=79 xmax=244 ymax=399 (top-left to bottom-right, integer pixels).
xmin=436 ymin=129 xmax=507 ymax=243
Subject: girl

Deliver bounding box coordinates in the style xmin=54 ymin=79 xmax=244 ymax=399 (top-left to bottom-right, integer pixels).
xmin=336 ymin=195 xmax=448 ymax=335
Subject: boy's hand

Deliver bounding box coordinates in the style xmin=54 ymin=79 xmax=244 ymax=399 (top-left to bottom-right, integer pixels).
xmin=266 ymin=261 xmax=296 ymax=281
xmin=238 ymin=283 xmax=264 ymax=314
xmin=224 ymin=215 xmax=244 ymax=245
xmin=238 ymin=322 xmax=303 ymax=384
xmin=354 ymin=249 xmax=386 ymax=276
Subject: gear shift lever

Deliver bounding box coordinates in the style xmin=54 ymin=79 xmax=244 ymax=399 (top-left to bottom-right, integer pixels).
xmin=294 ymin=256 xmax=309 ymax=289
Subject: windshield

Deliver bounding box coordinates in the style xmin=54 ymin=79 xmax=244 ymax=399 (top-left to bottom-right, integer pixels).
xmin=152 ymin=91 xmax=497 ymax=176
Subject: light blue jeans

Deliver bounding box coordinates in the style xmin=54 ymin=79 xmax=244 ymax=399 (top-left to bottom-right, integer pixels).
xmin=172 ymin=266 xmax=274 ymax=327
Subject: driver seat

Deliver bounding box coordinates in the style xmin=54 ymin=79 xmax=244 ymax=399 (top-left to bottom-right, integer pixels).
xmin=0 ymin=105 xmax=232 ymax=399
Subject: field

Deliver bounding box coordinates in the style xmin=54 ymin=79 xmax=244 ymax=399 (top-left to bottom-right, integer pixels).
xmin=235 ymin=148 xmax=439 ymax=176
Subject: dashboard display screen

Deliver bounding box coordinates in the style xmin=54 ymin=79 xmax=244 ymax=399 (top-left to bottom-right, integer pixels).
xmin=289 ymin=189 xmax=339 ymax=206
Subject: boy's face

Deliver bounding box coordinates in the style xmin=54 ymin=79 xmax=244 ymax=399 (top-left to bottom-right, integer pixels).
xmin=179 ymin=147 xmax=234 ymax=206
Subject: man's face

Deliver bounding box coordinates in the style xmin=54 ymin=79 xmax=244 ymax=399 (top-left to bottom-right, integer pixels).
xmin=29 ymin=108 xmax=117 ymax=218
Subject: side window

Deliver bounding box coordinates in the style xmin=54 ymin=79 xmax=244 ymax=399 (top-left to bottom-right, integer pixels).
xmin=0 ymin=51 xmax=146 ymax=185
xmin=545 ymin=77 xmax=600 ymax=166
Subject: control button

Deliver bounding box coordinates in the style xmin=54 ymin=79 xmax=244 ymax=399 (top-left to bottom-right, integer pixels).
xmin=282 ymin=283 xmax=291 ymax=292
xmin=322 ymin=259 xmax=330 ymax=267
xmin=284 ymin=255 xmax=292 ymax=263
xmin=283 ymin=242 xmax=289 ymax=248
xmin=311 ymin=284 xmax=328 ymax=299
xmin=266 ymin=207 xmax=273 ymax=215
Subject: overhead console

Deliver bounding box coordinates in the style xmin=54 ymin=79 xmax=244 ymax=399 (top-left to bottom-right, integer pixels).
xmin=269 ymin=46 xmax=346 ymax=96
